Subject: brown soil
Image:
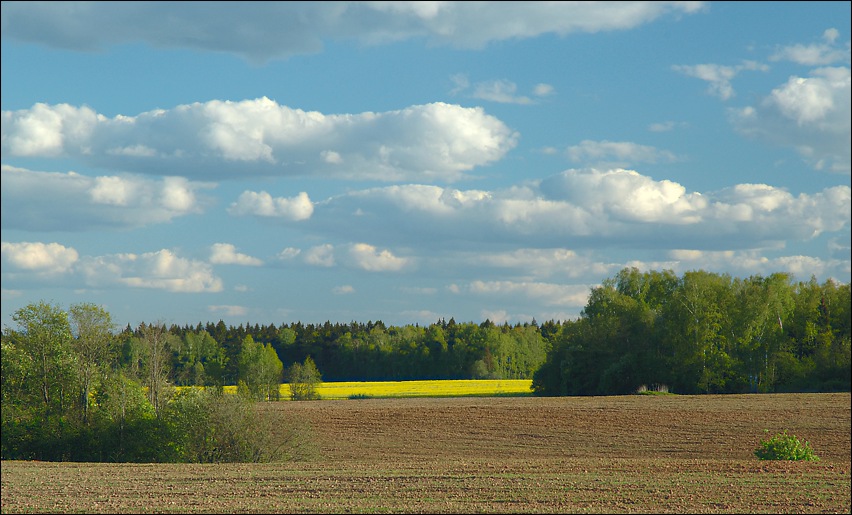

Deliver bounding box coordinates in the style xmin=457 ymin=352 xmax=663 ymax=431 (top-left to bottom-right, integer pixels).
xmin=2 ymin=393 xmax=850 ymax=513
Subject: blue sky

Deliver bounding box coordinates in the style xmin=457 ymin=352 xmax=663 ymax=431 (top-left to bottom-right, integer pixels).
xmin=2 ymin=1 xmax=850 ymax=330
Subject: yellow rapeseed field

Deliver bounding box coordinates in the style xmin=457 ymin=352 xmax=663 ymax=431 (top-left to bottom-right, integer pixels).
xmin=221 ymin=379 xmax=533 ymax=399
xmin=313 ymin=379 xmax=533 ymax=399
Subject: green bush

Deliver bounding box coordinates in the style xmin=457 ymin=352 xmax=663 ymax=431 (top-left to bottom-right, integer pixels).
xmin=754 ymin=430 xmax=819 ymax=461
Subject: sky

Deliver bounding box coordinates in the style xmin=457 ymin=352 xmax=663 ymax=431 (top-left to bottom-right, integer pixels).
xmin=1 ymin=1 xmax=850 ymax=331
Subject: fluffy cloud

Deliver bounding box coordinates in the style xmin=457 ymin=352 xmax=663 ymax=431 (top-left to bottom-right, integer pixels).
xmin=209 ymin=243 xmax=263 ymax=266
xmin=1 ymin=165 xmax=213 ymax=231
xmin=297 ymin=168 xmax=850 ymax=251
xmin=730 ymin=66 xmax=851 ymax=173
xmin=0 ymin=2 xmax=706 ymax=62
xmin=770 ymin=28 xmax=851 ymax=66
xmin=452 ymin=76 xmax=556 ymax=104
xmin=278 ymin=242 xmax=409 ymax=272
xmin=2 ymin=244 xmax=223 ymax=293
xmin=303 ymin=244 xmax=336 ymax=267
xmin=348 ymin=243 xmax=409 ymax=272
xmin=465 ymin=280 xmax=591 ymax=307
xmin=228 ymin=191 xmax=314 ymax=221
xmin=672 ymin=61 xmax=769 ymax=100
xmin=78 ymin=249 xmax=223 ymax=293
xmin=667 ymin=249 xmax=847 ymax=280
xmin=1 ymin=241 xmax=79 ymax=275
xmin=471 ymin=248 xmax=613 ymax=279
xmin=2 ymin=99 xmax=517 ymax=182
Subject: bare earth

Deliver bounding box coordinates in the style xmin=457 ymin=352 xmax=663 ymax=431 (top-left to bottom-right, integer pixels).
xmin=2 ymin=393 xmax=850 ymax=513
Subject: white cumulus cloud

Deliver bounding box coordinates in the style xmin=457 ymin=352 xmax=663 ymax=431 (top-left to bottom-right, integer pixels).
xmin=2 ymin=99 xmax=518 ymax=182
xmin=673 ymin=60 xmax=769 ymax=100
xmin=770 ymin=28 xmax=851 ymax=66
xmin=228 ymin=190 xmax=314 ymax=221
xmin=348 ymin=243 xmax=409 ymax=272
xmin=295 ymin=168 xmax=850 ymax=252
xmin=1 ymin=165 xmax=213 ymax=231
xmin=78 ymin=249 xmax=223 ymax=293
xmin=730 ymin=66 xmax=851 ymax=173
xmin=209 ymin=243 xmax=263 ymax=266
xmin=1 ymin=241 xmax=79 ymax=275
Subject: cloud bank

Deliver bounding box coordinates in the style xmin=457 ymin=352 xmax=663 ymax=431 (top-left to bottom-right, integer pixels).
xmin=1 ymin=99 xmax=518 ymax=182
xmin=1 ymin=2 xmax=706 ymax=62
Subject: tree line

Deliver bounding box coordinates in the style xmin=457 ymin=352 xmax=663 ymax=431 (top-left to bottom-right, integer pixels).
xmin=163 ymin=316 xmax=551 ymax=386
xmin=533 ymin=268 xmax=850 ymax=396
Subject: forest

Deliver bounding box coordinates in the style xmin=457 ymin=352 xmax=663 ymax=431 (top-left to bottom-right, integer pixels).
xmin=1 ymin=267 xmax=849 ymax=462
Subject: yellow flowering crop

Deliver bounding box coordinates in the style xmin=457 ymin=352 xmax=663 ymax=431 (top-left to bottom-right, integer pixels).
xmin=223 ymin=378 xmax=533 ymax=399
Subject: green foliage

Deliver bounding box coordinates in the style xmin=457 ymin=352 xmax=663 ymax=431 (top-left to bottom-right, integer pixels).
xmin=635 ymin=384 xmax=672 ymax=395
xmin=533 ymin=268 xmax=851 ymax=396
xmin=165 ymin=387 xmax=311 ymax=463
xmin=1 ymin=301 xmax=312 ymax=463
xmin=348 ymin=393 xmax=372 ymax=400
xmin=238 ymin=336 xmax=283 ymax=401
xmin=754 ymin=430 xmax=819 ymax=461
xmin=287 ymin=356 xmax=322 ymax=400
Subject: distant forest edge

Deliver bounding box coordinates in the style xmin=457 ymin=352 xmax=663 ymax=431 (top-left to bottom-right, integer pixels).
xmin=4 ymin=267 xmax=849 ymax=395
xmin=2 ymin=267 xmax=849 ymax=462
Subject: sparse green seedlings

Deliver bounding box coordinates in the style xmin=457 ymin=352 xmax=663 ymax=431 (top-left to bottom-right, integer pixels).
xmin=754 ymin=430 xmax=819 ymax=461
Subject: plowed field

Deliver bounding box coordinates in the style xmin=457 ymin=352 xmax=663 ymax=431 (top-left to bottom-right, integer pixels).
xmin=2 ymin=393 xmax=850 ymax=513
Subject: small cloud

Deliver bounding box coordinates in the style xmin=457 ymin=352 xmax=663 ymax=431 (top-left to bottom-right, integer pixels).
xmin=648 ymin=121 xmax=688 ymax=132
xmin=228 ymin=190 xmax=314 ymax=221
xmin=209 ymin=243 xmax=263 ymax=266
xmin=332 ymin=285 xmax=355 ymax=295
xmin=208 ymin=305 xmax=248 ymax=317
xmin=673 ymin=61 xmax=769 ymax=100
xmin=321 ymin=150 xmax=343 ymax=164
xmin=480 ymin=309 xmax=510 ymax=324
xmin=304 ymin=244 xmax=335 ymax=267
xmin=449 ymin=73 xmax=470 ymax=95
xmin=472 ymin=79 xmax=532 ymax=104
xmin=533 ymin=83 xmax=555 ymax=97
xmin=770 ymin=28 xmax=850 ymax=66
xmin=348 ymin=243 xmax=408 ymax=272
xmin=566 ymin=140 xmax=677 ymax=167
xmin=277 ymin=247 xmax=301 ymax=260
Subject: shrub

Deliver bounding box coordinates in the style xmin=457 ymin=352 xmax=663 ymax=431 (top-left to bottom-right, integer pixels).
xmin=635 ymin=383 xmax=671 ymax=395
xmin=754 ymin=430 xmax=819 ymax=461
xmin=165 ymin=388 xmax=314 ymax=463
